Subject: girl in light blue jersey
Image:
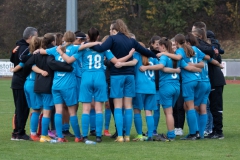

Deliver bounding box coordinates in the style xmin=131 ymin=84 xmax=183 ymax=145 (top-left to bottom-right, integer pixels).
xmin=115 ymin=42 xmax=161 ymax=141
xmin=12 ymin=36 xmax=44 ymax=141
xmin=56 ymin=28 xmax=134 ymax=143
xmin=37 ymin=31 xmax=100 ymax=142
xmin=156 ymin=34 xmax=204 ymax=140
xmin=140 ymin=38 xmax=202 ymax=140
xmin=185 ymin=32 xmax=223 ymax=138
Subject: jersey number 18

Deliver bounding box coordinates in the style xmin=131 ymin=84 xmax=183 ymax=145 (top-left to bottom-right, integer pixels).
xmin=87 ymin=54 xmax=101 ymax=69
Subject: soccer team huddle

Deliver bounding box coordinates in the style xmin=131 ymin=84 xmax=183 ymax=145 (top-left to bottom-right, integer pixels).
xmin=10 ymin=19 xmax=225 ymax=144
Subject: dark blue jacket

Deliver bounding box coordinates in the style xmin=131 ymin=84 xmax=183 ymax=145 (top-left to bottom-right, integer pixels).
xmin=91 ymin=32 xmax=157 ymax=75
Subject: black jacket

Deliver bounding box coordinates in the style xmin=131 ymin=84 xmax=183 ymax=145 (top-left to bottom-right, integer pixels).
xmin=24 ymin=45 xmax=73 ymax=94
xmin=207 ymin=30 xmax=224 ymax=55
xmin=151 ymin=49 xmax=160 ymax=91
xmin=91 ymin=32 xmax=157 ymax=75
xmin=10 ymin=39 xmax=29 ymax=89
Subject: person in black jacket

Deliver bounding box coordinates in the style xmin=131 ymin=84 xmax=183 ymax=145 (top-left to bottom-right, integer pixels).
xmin=192 ymin=22 xmax=226 ymax=139
xmin=10 ymin=27 xmax=38 ymax=140
xmin=24 ymin=33 xmax=73 ymax=142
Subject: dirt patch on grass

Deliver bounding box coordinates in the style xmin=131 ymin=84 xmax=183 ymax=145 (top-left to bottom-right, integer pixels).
xmin=226 ymin=80 xmax=240 ymax=84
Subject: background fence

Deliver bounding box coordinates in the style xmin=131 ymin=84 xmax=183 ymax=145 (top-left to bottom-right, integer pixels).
xmin=0 ymin=59 xmax=239 ymax=78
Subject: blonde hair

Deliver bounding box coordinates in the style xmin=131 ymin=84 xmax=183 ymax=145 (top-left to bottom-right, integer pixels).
xmin=101 ymin=35 xmax=109 ymax=43
xmin=29 ymin=36 xmax=41 ymax=53
xmin=111 ymin=19 xmax=131 ymax=38
xmin=61 ymin=31 xmax=76 ymax=52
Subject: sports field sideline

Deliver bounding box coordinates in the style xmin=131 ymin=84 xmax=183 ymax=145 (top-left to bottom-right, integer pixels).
xmin=0 ymin=79 xmax=240 ymax=160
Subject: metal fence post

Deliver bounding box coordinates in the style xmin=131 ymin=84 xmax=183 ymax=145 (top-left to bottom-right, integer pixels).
xmin=66 ymin=0 xmax=78 ymax=32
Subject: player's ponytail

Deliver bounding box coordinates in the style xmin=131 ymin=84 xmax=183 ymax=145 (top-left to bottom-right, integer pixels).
xmin=29 ymin=36 xmax=41 ymax=54
xmin=175 ymin=34 xmax=195 ymax=58
xmin=61 ymin=31 xmax=75 ymax=52
xmin=88 ymin=27 xmax=99 ymax=42
xmin=42 ymin=33 xmax=55 ymax=49
xmin=138 ymin=42 xmax=150 ymax=66
xmin=159 ymin=37 xmax=178 ymax=68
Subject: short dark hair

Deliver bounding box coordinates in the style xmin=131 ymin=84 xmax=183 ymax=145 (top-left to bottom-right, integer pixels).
xmin=74 ymin=31 xmax=86 ymax=39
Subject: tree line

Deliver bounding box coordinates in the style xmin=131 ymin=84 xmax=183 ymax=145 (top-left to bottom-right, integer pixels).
xmin=0 ymin=0 xmax=239 ymax=58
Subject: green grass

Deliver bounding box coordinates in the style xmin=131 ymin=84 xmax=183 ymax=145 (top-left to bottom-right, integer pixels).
xmin=0 ymin=79 xmax=240 ymax=160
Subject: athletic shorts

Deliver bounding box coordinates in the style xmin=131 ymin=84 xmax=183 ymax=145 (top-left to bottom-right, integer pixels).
xmin=79 ymin=72 xmax=107 ymax=103
xmin=133 ymin=93 xmax=157 ymax=111
xmin=194 ymin=81 xmax=211 ymax=106
xmin=52 ymin=87 xmax=77 ymax=106
xmin=24 ymin=80 xmax=41 ymax=109
xmin=182 ymin=81 xmax=198 ymax=101
xmin=36 ymin=93 xmax=54 ymax=110
xmin=159 ymin=83 xmax=180 ymax=109
xmin=110 ymin=75 xmax=135 ymax=98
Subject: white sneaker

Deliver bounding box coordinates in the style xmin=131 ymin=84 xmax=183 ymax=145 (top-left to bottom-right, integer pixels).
xmin=174 ymin=128 xmax=179 ymax=135
xmin=175 ymin=128 xmax=183 ymax=136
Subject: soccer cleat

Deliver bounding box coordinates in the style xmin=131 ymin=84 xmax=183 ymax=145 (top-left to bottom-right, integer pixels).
xmin=75 ymin=137 xmax=83 ymax=142
xmin=155 ymin=134 xmax=170 ymax=142
xmin=48 ymin=130 xmax=56 ymax=138
xmin=133 ymin=135 xmax=146 ymax=141
xmin=30 ymin=134 xmax=40 ymax=141
xmin=145 ymin=137 xmax=154 ymax=141
xmin=180 ymin=134 xmax=197 ymax=140
xmin=204 ymin=132 xmax=215 ymax=139
xmin=62 ymin=130 xmax=75 ymax=137
xmin=89 ymin=130 xmax=96 ymax=136
xmin=124 ymin=136 xmax=130 ymax=142
xmin=103 ymin=130 xmax=111 ymax=137
xmin=205 ymin=132 xmax=224 ymax=139
xmin=110 ymin=132 xmax=118 ymax=139
xmin=212 ymin=133 xmax=224 ymax=139
xmin=96 ymin=136 xmax=102 ymax=143
xmin=40 ymin=135 xmax=52 ymax=142
xmin=168 ymin=138 xmax=175 ymax=142
xmin=11 ymin=133 xmax=19 ymax=141
xmin=57 ymin=138 xmax=68 ymax=142
xmin=115 ymin=136 xmax=124 ymax=142
xmin=153 ymin=130 xmax=158 ymax=136
xmin=17 ymin=134 xmax=30 ymax=140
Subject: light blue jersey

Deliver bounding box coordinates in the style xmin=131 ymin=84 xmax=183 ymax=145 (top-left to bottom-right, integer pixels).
xmin=74 ymin=48 xmax=114 ymax=73
xmin=133 ymin=52 xmax=158 ymax=94
xmin=75 ymin=51 xmax=83 ymax=77
xmin=19 ymin=60 xmax=36 ymax=81
xmin=176 ymin=48 xmax=202 ymax=83
xmin=46 ymin=45 xmax=79 ymax=90
xmin=159 ymin=55 xmax=180 ymax=85
xmin=192 ymin=46 xmax=209 ymax=82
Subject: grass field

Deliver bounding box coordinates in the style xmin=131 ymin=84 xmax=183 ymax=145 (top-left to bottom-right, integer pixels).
xmin=0 ymin=79 xmax=240 ymax=160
